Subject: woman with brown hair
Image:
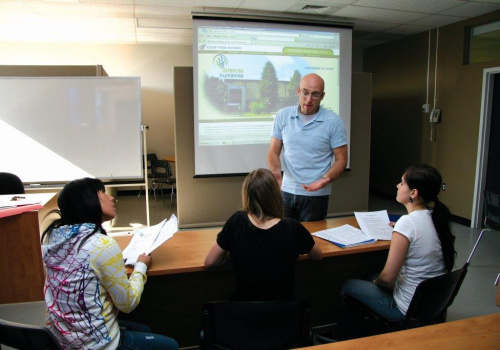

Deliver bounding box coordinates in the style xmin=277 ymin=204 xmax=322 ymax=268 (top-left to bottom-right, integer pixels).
xmin=205 ymin=168 xmax=322 ymax=301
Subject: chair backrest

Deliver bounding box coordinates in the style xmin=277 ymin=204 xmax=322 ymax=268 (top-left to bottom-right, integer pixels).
xmin=0 ymin=172 xmax=25 ymax=195
xmin=142 ymin=153 xmax=158 ymax=174
xmin=484 ymin=191 xmax=500 ymax=231
xmin=200 ymin=301 xmax=312 ymax=350
xmin=402 ymin=265 xmax=468 ymax=328
xmin=0 ymin=318 xmax=62 ymax=350
xmin=150 ymin=159 xmax=173 ymax=178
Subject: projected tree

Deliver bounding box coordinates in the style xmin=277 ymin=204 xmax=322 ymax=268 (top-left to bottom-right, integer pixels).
xmin=204 ymin=75 xmax=226 ymax=111
xmin=259 ymin=61 xmax=279 ymax=113
xmin=286 ymin=70 xmax=302 ymax=106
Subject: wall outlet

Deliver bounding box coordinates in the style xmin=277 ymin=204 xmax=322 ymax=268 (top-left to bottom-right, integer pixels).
xmin=422 ymin=104 xmax=430 ymax=113
xmin=442 ymin=183 xmax=446 ymax=191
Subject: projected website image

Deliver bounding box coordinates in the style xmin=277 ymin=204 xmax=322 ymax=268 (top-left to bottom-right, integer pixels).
xmin=197 ymin=25 xmax=339 ymax=147
xmin=199 ymin=120 xmax=274 ymax=146
xmin=198 ymin=55 xmax=338 ymax=146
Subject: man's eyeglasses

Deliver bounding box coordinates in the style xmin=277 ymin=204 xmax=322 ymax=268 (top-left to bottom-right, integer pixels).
xmin=299 ymin=90 xmax=323 ymax=100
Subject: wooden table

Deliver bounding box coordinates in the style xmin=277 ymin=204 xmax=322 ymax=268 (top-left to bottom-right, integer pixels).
xmin=163 ymin=156 xmax=175 ymax=163
xmin=300 ymin=313 xmax=500 ymax=349
xmin=114 ymin=217 xmax=391 ymax=347
xmin=115 ymin=217 xmax=390 ymax=276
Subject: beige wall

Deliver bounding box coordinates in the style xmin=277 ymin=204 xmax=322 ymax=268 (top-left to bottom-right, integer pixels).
xmin=0 ymin=43 xmax=193 ymax=160
xmin=175 ymin=67 xmax=372 ymax=227
xmin=366 ymin=10 xmax=500 ymax=220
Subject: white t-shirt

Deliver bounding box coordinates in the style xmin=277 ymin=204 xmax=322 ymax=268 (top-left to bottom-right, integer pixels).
xmin=392 ymin=210 xmax=446 ymax=314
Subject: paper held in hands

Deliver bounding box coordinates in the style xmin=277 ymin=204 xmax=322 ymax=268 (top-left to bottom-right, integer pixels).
xmin=354 ymin=210 xmax=393 ymax=240
xmin=313 ymin=224 xmax=376 ymax=248
xmin=122 ymin=214 xmax=179 ymax=265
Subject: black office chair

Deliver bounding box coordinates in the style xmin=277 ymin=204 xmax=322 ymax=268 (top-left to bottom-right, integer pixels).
xmin=482 ymin=190 xmax=500 ymax=289
xmin=484 ymin=190 xmax=500 ymax=230
xmin=0 ymin=172 xmax=24 ymax=195
xmin=200 ymin=301 xmax=313 ymax=350
xmin=150 ymin=159 xmax=176 ymax=209
xmin=137 ymin=153 xmax=158 ymax=198
xmin=0 ymin=318 xmax=62 ymax=350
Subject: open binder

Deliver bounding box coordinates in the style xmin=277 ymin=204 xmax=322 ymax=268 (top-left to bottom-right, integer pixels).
xmin=313 ymin=224 xmax=376 ymax=248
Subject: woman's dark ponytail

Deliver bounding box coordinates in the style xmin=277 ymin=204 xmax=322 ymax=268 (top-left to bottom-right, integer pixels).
xmin=431 ymin=199 xmax=455 ymax=271
xmin=405 ymin=165 xmax=456 ymax=271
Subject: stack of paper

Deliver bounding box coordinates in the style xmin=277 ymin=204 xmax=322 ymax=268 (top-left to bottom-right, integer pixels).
xmin=122 ymin=214 xmax=179 ymax=265
xmin=313 ymin=224 xmax=376 ymax=248
xmin=0 ymin=194 xmax=53 ymax=218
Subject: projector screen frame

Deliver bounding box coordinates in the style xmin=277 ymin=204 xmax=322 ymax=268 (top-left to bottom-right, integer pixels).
xmin=192 ymin=14 xmax=353 ymax=178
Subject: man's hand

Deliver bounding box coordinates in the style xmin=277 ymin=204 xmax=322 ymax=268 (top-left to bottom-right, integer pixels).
xmin=272 ymin=171 xmax=282 ymax=187
xmin=302 ymin=176 xmax=330 ymax=192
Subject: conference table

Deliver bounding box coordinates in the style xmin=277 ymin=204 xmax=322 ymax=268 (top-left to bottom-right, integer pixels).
xmin=300 ymin=313 xmax=500 ymax=349
xmin=114 ymin=217 xmax=391 ymax=347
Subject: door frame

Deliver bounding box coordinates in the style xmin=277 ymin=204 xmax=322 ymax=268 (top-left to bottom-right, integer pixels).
xmin=472 ymin=67 xmax=500 ymax=228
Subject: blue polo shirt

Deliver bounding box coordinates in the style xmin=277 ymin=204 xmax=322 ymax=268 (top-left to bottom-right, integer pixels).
xmin=271 ymin=105 xmax=347 ymax=196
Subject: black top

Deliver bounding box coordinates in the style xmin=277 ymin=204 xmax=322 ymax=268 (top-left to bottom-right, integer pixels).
xmin=217 ymin=211 xmax=315 ymax=301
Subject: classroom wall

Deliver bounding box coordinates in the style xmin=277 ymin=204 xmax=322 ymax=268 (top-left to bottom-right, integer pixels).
xmin=0 ymin=43 xmax=193 ymax=160
xmin=174 ymin=67 xmax=372 ymax=227
xmin=366 ymin=10 xmax=500 ymax=220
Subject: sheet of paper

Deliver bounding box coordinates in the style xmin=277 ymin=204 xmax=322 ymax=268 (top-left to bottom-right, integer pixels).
xmin=0 ymin=193 xmax=54 ymax=209
xmin=122 ymin=214 xmax=179 ymax=265
xmin=148 ymin=214 xmax=178 ymax=253
xmin=354 ymin=210 xmax=393 ymax=240
xmin=313 ymin=224 xmax=375 ymax=247
xmin=122 ymin=219 xmax=167 ymax=260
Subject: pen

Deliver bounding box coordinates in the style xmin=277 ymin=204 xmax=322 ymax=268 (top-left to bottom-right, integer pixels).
xmin=11 ymin=196 xmax=26 ymax=201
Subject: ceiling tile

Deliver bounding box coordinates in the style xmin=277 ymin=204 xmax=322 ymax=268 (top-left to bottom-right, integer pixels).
xmin=286 ymin=2 xmax=348 ymax=15
xmin=334 ymin=5 xmax=428 ymax=23
xmin=411 ymin=14 xmax=467 ymax=27
xmin=238 ymin=0 xmax=296 ymax=12
xmin=385 ymin=24 xmax=433 ymax=35
xmin=350 ymin=19 xmax=399 ymax=32
xmin=352 ymin=0 xmax=465 ymax=14
xmin=440 ymin=2 xmax=500 ymax=17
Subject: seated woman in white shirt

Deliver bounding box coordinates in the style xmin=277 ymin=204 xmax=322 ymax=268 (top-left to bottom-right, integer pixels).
xmin=321 ymin=164 xmax=456 ymax=341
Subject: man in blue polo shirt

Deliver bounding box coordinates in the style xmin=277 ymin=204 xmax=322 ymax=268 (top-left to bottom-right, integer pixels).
xmin=267 ymin=73 xmax=348 ymax=221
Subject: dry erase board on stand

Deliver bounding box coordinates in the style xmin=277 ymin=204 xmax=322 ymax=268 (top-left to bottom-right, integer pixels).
xmin=0 ymin=77 xmax=142 ymax=184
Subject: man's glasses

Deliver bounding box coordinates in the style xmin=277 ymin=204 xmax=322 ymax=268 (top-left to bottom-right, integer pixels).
xmin=299 ymin=90 xmax=323 ymax=100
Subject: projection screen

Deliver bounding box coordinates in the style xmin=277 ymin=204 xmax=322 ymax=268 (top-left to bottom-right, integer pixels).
xmin=193 ymin=17 xmax=352 ymax=177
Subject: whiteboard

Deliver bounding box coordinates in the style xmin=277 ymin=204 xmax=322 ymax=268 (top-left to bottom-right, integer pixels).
xmin=0 ymin=77 xmax=142 ymax=184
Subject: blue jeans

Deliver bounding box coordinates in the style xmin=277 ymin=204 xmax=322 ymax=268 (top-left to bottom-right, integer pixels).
xmin=282 ymin=191 xmax=329 ymax=222
xmin=338 ymin=277 xmax=405 ymax=339
xmin=117 ymin=320 xmax=179 ymax=350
